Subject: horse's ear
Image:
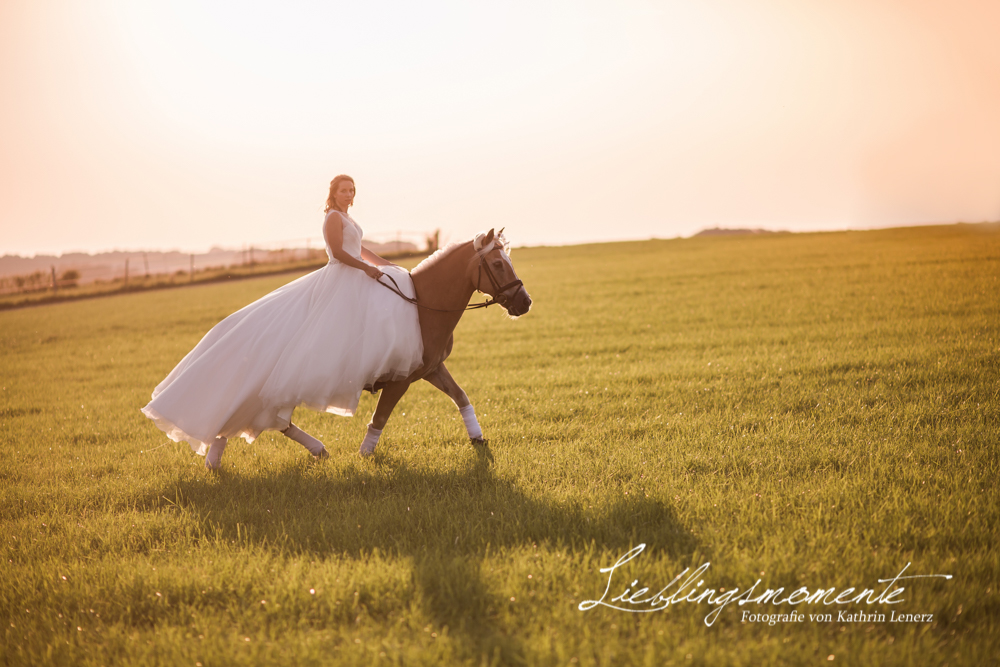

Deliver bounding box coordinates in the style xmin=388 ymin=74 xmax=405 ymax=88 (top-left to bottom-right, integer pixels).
xmin=473 ymin=228 xmax=496 ymax=251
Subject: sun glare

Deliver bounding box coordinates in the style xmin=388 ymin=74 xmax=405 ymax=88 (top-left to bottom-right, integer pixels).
xmin=0 ymin=0 xmax=998 ymax=257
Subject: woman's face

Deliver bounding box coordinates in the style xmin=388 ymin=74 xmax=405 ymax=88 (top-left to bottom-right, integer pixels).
xmin=334 ymin=181 xmax=355 ymax=210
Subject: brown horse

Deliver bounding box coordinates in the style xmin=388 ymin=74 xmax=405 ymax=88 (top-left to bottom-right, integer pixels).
xmin=283 ymin=228 xmax=531 ymax=458
xmin=364 ymin=227 xmax=530 ymax=454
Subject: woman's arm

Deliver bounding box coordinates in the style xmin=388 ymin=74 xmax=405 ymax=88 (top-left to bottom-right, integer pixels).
xmin=360 ymin=246 xmax=395 ymax=267
xmin=324 ymin=211 xmax=383 ymax=279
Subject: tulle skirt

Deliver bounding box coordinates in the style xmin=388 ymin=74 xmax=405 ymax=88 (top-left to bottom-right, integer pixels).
xmin=141 ymin=262 xmax=423 ymax=455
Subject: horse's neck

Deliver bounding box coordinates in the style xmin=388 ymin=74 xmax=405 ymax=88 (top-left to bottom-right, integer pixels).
xmin=411 ymin=242 xmax=476 ymax=312
xmin=411 ymin=243 xmax=477 ymax=353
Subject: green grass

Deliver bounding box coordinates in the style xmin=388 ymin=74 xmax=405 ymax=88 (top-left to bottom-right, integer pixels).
xmin=1 ymin=224 xmax=998 ymax=665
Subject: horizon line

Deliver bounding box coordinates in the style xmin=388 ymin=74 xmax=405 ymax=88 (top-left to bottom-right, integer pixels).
xmin=2 ymin=220 xmax=996 ymax=260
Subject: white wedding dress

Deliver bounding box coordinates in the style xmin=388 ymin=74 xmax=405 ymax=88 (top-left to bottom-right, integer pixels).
xmin=141 ymin=210 xmax=424 ymax=455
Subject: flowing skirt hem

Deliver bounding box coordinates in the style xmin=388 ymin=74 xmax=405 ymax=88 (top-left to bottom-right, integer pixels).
xmin=142 ymin=393 xmax=366 ymax=455
xmin=140 ymin=404 xmax=278 ymax=454
xmin=141 ymin=404 xmax=216 ymax=455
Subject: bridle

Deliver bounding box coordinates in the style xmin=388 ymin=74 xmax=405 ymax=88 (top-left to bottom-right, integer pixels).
xmin=375 ymin=246 xmax=523 ymax=313
xmin=474 ymin=251 xmax=524 ymax=309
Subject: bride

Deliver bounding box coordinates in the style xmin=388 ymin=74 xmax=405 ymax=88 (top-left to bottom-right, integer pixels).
xmin=141 ymin=175 xmax=424 ymax=469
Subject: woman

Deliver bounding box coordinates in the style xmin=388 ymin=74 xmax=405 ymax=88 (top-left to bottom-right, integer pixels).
xmin=142 ymin=175 xmax=424 ymax=469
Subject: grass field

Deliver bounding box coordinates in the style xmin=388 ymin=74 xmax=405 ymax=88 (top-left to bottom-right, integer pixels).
xmin=1 ymin=224 xmax=998 ymax=665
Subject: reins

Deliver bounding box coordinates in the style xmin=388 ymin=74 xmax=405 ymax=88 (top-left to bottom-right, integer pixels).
xmin=375 ymin=254 xmax=523 ymax=313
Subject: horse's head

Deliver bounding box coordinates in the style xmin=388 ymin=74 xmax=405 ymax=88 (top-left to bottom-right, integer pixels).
xmin=471 ymin=228 xmax=532 ymax=318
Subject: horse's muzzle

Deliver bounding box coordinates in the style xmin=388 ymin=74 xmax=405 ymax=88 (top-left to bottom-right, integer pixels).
xmin=503 ymin=288 xmax=532 ymax=317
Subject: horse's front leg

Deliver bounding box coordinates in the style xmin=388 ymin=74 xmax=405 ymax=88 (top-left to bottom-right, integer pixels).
xmin=360 ymin=379 xmax=411 ymax=457
xmin=422 ymin=362 xmax=485 ymax=444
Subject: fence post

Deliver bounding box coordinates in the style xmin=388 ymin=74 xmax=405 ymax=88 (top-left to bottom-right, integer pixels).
xmin=51 ymin=265 xmax=57 ymax=292
xmin=124 ymin=258 xmax=129 ymax=287
xmin=190 ymin=254 xmax=194 ymax=283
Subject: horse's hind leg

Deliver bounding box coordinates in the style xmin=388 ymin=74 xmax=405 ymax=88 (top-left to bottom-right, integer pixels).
xmin=360 ymin=380 xmax=411 ymax=457
xmin=205 ymin=436 xmax=228 ymax=470
xmin=282 ymin=423 xmax=328 ymax=459
xmin=423 ymin=363 xmax=484 ymax=442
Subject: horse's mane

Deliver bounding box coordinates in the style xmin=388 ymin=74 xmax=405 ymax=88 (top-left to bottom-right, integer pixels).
xmin=412 ymin=240 xmax=468 ymax=274
xmin=412 ymin=233 xmax=511 ymax=275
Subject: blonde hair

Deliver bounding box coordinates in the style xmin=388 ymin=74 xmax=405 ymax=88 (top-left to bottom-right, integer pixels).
xmin=324 ymin=175 xmax=355 ymax=213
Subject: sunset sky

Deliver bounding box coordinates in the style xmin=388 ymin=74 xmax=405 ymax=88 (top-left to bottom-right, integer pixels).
xmin=2 ymin=0 xmax=998 ymax=257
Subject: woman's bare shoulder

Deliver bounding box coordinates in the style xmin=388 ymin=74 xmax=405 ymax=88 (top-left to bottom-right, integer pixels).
xmin=324 ymin=210 xmax=349 ymax=231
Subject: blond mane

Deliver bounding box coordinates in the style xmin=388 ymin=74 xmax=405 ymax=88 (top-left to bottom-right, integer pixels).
xmin=412 ymin=240 xmax=470 ymax=274
xmin=412 ymin=232 xmax=512 ymax=275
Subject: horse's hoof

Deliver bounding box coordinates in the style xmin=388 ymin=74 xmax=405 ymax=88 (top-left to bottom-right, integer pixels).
xmin=359 ymin=442 xmax=377 ymax=458
xmin=204 ymin=459 xmax=222 ymax=471
xmin=470 ymin=437 xmax=489 ymax=446
xmin=312 ymin=448 xmax=329 ymax=461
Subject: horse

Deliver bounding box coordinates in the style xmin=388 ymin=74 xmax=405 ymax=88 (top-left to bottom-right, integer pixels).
xmin=281 ymin=227 xmax=531 ymax=459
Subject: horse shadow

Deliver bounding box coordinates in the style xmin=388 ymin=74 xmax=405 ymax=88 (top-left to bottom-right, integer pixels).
xmin=157 ymin=443 xmax=700 ymax=663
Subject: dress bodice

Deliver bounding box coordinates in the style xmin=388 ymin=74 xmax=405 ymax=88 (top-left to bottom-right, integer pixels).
xmin=325 ymin=210 xmax=364 ymax=262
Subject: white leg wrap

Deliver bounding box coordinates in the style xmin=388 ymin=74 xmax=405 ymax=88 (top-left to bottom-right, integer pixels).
xmin=205 ymin=437 xmax=227 ymax=470
xmin=359 ymin=423 xmax=382 ymax=457
xmin=459 ymin=404 xmax=483 ymax=440
xmin=283 ymin=424 xmax=326 ymax=456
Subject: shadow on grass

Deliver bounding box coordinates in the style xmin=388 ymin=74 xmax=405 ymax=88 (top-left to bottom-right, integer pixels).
xmin=160 ymin=443 xmax=699 ymax=663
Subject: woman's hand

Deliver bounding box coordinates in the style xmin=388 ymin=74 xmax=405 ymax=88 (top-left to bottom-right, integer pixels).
xmin=364 ymin=264 xmax=384 ymax=280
